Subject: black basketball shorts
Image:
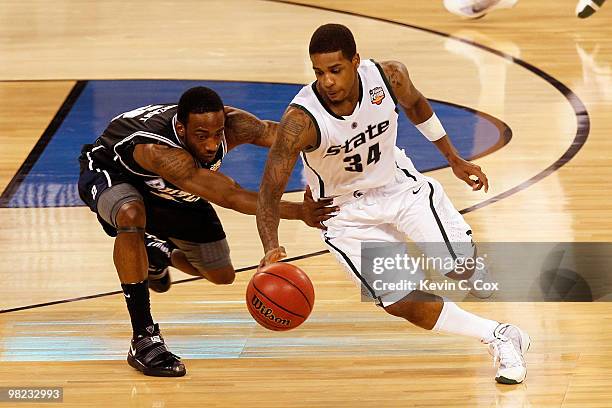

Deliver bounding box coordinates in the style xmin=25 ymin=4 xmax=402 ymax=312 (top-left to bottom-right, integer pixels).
xmin=77 ymin=146 xmax=226 ymax=244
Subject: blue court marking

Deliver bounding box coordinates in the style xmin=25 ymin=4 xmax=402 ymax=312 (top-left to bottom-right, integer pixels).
xmin=5 ymin=80 xmax=507 ymax=208
xmin=0 ymin=312 xmax=466 ymax=361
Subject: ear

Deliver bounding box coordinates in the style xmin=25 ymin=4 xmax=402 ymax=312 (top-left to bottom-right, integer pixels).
xmin=175 ymin=120 xmax=186 ymax=137
xmin=353 ymin=53 xmax=360 ymax=70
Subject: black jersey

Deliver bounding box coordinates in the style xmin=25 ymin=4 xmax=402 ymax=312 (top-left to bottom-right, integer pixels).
xmin=83 ymin=104 xmax=225 ymax=207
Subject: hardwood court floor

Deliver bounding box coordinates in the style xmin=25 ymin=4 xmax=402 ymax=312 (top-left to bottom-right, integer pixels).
xmin=1 ymin=0 xmax=611 ymax=407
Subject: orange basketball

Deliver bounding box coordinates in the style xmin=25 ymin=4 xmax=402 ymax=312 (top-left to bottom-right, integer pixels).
xmin=246 ymin=263 xmax=315 ymax=331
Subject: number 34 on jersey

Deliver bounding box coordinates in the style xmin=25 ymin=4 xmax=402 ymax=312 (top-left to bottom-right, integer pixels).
xmin=323 ymin=119 xmax=389 ymax=172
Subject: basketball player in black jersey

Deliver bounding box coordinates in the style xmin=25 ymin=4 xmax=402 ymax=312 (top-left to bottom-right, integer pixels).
xmin=78 ymin=86 xmax=336 ymax=377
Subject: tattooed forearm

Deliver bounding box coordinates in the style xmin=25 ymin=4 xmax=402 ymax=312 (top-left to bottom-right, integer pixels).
xmin=256 ymin=199 xmax=281 ymax=251
xmin=257 ymin=144 xmax=301 ymax=251
xmin=256 ymin=108 xmax=311 ymax=252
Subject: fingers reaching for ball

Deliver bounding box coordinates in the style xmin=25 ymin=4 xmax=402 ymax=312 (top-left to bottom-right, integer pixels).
xmin=258 ymin=246 xmax=287 ymax=269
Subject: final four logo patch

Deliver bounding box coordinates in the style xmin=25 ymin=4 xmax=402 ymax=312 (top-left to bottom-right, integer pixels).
xmin=369 ymin=86 xmax=385 ymax=105
xmin=209 ymin=160 xmax=222 ymax=172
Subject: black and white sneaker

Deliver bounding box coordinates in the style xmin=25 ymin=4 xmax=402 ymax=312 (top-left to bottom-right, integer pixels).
xmin=127 ymin=324 xmax=186 ymax=377
xmin=576 ymin=0 xmax=606 ymax=18
xmin=145 ymin=233 xmax=174 ymax=293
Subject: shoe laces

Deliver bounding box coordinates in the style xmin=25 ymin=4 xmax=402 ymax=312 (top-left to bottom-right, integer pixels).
xmin=468 ymin=265 xmax=489 ymax=284
xmin=489 ymin=335 xmax=522 ymax=369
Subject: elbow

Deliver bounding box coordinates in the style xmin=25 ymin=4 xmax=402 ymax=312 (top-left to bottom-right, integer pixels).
xmin=262 ymin=121 xmax=278 ymax=147
xmin=220 ymin=186 xmax=241 ymax=212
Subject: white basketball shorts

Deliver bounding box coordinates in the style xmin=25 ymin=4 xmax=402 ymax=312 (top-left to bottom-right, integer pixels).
xmin=321 ymin=165 xmax=474 ymax=306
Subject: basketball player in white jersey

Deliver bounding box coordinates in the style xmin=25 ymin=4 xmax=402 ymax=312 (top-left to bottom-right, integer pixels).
xmin=256 ymin=24 xmax=531 ymax=384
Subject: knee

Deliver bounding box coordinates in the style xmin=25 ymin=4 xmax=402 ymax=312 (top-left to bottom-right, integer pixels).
xmin=201 ymin=267 xmax=235 ymax=285
xmin=115 ymin=200 xmax=146 ymax=228
xmin=215 ymin=273 xmax=236 ymax=285
xmin=383 ymin=301 xmax=430 ymax=329
xmin=382 ymin=291 xmax=442 ymax=329
xmin=384 ymin=300 xmax=413 ymax=320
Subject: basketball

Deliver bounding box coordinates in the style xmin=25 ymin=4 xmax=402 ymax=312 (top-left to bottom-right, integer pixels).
xmin=246 ymin=263 xmax=315 ymax=331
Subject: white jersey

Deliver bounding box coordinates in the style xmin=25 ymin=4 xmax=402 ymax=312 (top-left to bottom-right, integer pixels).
xmin=292 ymin=59 xmax=420 ymax=199
xmin=290 ymin=62 xmax=475 ymax=306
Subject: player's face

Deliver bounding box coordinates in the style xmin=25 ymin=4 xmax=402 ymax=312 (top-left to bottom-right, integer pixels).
xmin=311 ymin=51 xmax=359 ymax=104
xmin=181 ymin=111 xmax=225 ymax=163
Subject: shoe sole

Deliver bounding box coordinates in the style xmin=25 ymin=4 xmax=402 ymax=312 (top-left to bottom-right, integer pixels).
xmin=127 ymin=354 xmax=186 ymax=377
xmin=496 ymin=374 xmax=524 ymax=385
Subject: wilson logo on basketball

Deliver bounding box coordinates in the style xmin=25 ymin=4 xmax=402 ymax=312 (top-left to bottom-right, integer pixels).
xmin=250 ymin=294 xmax=291 ymax=326
xmin=369 ymin=86 xmax=385 ymax=105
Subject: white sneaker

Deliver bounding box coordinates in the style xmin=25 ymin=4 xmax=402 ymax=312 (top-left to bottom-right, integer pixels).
xmin=444 ymin=0 xmax=519 ymax=19
xmin=576 ymin=0 xmax=607 ymax=18
xmin=467 ymin=265 xmax=494 ymax=299
xmin=485 ymin=323 xmax=531 ymax=384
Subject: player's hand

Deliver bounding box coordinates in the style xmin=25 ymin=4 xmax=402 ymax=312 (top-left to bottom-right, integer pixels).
xmin=259 ymin=246 xmax=287 ymax=269
xmin=300 ymin=185 xmax=339 ymax=230
xmin=450 ymin=158 xmax=489 ymax=192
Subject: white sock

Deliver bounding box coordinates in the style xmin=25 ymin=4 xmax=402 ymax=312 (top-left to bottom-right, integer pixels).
xmin=432 ymin=301 xmax=499 ymax=342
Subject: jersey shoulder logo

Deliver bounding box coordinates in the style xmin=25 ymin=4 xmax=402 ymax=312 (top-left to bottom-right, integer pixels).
xmin=369 ymin=86 xmax=385 ymax=105
xmin=208 ymin=160 xmax=222 ymax=172
xmin=145 ymin=178 xmax=166 ymax=189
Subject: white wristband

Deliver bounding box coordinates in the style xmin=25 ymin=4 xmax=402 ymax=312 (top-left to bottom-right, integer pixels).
xmin=415 ymin=113 xmax=446 ymax=142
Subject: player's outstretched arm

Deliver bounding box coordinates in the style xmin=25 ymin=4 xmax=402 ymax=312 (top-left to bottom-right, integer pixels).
xmin=256 ymin=107 xmax=318 ymax=265
xmin=133 ymin=144 xmax=333 ymax=224
xmin=380 ymin=60 xmax=488 ymax=192
xmin=223 ymin=106 xmax=279 ymax=149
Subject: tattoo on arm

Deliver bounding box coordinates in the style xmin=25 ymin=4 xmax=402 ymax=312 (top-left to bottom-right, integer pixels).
xmin=382 ymin=61 xmax=414 ymax=103
xmin=225 ymin=108 xmax=277 ymax=148
xmin=263 ymin=120 xmax=279 ymax=146
xmin=280 ymin=116 xmax=305 ymax=138
xmin=150 ymin=147 xmax=197 ymax=187
xmin=386 ymin=63 xmax=404 ymax=90
xmin=256 ymin=109 xmax=311 ymax=251
xmin=382 ymin=60 xmax=432 ymax=123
